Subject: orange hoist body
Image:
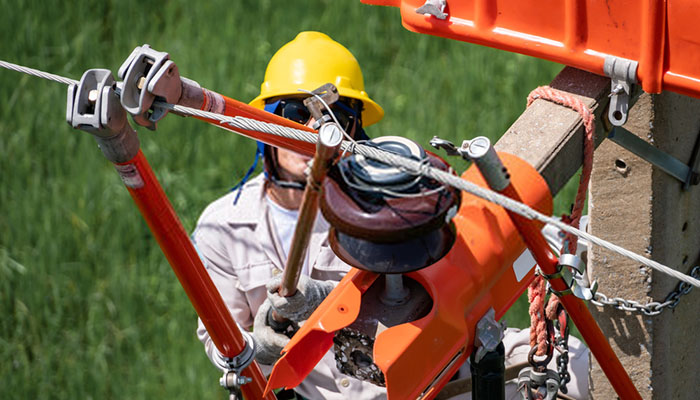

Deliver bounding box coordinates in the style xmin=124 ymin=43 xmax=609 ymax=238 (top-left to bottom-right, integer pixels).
xmin=265 ymin=152 xmax=552 ymax=399
xmin=362 ymin=0 xmax=700 ymax=100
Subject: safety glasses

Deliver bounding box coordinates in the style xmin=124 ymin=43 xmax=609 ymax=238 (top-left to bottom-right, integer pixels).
xmin=273 ymin=98 xmax=358 ymax=132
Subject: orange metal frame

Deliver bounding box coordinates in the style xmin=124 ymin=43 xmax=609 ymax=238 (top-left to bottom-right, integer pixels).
xmin=131 ymin=88 xmax=641 ymax=398
xmin=265 ymin=153 xmax=554 ymax=399
xmin=362 ymin=0 xmax=700 ymax=99
xmin=107 ymin=84 xmax=643 ymax=399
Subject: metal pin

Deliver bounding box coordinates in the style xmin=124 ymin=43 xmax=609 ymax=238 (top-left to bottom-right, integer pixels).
xmin=88 ymin=89 xmax=99 ymax=103
xmin=137 ymin=76 xmax=146 ymax=90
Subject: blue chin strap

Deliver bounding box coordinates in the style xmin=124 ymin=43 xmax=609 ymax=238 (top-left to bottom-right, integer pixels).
xmin=230 ymin=99 xmax=368 ymax=205
xmin=229 ymin=101 xmax=281 ymax=205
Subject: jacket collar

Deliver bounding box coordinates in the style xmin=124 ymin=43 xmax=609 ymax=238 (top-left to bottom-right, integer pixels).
xmin=228 ymin=173 xmax=331 ymax=273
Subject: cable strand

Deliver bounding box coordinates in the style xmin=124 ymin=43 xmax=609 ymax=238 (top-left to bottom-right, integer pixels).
xmin=0 ymin=60 xmax=78 ymax=86
xmin=3 ymin=59 xmax=699 ymax=289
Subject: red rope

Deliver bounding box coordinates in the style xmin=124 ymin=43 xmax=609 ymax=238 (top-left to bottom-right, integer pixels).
xmin=527 ymin=86 xmax=595 ymax=254
xmin=525 ymin=86 xmax=595 ymax=356
xmin=528 ymin=273 xmax=548 ymax=355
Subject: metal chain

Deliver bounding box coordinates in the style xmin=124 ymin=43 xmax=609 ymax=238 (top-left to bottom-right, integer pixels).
xmin=591 ymin=266 xmax=700 ymax=316
xmin=553 ymin=314 xmax=570 ymax=394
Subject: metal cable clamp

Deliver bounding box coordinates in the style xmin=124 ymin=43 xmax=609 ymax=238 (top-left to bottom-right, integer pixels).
xmin=544 ymin=254 xmax=598 ymax=300
xmin=219 ymin=330 xmax=256 ymax=400
xmin=416 ymin=0 xmax=448 ymax=20
xmin=118 ymin=44 xmax=184 ymax=129
xmin=66 ymin=69 xmax=139 ymax=164
xmin=604 ymin=55 xmax=638 ymax=127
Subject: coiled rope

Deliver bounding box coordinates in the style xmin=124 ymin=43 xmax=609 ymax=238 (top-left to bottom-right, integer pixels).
xmin=2 ymin=59 xmax=699 ymax=289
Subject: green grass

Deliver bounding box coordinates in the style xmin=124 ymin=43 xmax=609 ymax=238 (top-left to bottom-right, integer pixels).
xmin=1 ymin=1 xmax=570 ymax=398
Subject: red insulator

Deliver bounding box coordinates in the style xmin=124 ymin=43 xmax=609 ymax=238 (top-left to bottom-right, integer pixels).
xmin=321 ymin=136 xmax=460 ymax=273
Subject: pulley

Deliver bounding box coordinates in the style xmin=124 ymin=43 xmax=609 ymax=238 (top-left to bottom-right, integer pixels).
xmin=320 ymin=136 xmax=460 ymax=274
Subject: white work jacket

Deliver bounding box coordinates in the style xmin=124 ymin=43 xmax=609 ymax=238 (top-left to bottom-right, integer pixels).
xmin=193 ymin=174 xmax=387 ymax=399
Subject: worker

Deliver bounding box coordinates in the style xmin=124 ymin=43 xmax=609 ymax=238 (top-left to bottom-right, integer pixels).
xmin=193 ymin=31 xmax=386 ymax=399
xmin=193 ymin=31 xmax=591 ymax=400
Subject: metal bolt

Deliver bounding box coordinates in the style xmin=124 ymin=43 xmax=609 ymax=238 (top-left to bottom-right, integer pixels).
xmin=237 ymin=375 xmax=252 ymax=386
xmin=609 ymin=84 xmax=625 ymax=97
xmin=88 ymin=89 xmax=99 ymax=103
xmin=137 ymin=76 xmax=146 ymax=90
xmin=319 ymin=123 xmax=344 ymax=147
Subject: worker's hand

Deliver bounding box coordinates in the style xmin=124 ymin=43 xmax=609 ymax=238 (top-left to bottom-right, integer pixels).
xmin=251 ymin=299 xmax=290 ymax=365
xmin=266 ymin=274 xmax=336 ymax=322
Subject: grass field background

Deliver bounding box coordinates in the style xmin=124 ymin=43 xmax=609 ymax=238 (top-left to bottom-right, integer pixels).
xmin=1 ymin=1 xmax=573 ymax=398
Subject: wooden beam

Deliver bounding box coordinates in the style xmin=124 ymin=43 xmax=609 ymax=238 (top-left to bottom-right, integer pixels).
xmin=495 ymin=67 xmax=611 ymax=195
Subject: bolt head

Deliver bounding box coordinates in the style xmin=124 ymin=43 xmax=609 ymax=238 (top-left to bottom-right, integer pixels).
xmin=136 ymin=76 xmax=146 ymax=90
xmin=466 ymin=136 xmax=492 ymax=159
xmin=88 ymin=89 xmax=99 ymax=103
xmin=319 ymin=123 xmax=344 ymax=147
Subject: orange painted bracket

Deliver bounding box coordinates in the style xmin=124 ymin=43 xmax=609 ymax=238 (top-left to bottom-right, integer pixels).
xmin=362 ymin=0 xmax=700 ymax=99
xmin=266 ymin=153 xmax=552 ymax=399
xmin=264 ymin=269 xmax=379 ymax=395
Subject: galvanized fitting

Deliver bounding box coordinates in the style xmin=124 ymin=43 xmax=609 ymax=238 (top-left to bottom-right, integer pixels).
xmin=66 ymin=69 xmax=139 ymax=163
xmin=464 ymin=136 xmax=511 ymax=191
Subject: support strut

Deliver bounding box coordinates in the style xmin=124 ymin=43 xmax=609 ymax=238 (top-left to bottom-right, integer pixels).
xmin=66 ymin=68 xmax=275 ymax=400
xmin=466 ymin=136 xmax=642 ymax=400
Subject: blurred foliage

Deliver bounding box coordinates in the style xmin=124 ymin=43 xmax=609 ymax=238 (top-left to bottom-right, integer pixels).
xmin=0 ymin=0 xmax=571 ymax=398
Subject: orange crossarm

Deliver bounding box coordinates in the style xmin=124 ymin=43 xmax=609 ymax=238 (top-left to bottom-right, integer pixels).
xmin=362 ymin=0 xmax=700 ymax=99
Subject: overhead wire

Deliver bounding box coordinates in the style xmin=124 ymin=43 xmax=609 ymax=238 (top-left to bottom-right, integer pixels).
xmin=2 ymin=59 xmax=699 ymax=289
xmin=0 ymin=60 xmax=78 ymax=86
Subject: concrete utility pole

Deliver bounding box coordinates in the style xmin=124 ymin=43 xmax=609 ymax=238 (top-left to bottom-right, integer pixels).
xmin=495 ymin=65 xmax=699 ymax=399
xmin=588 ymin=92 xmax=700 ymax=399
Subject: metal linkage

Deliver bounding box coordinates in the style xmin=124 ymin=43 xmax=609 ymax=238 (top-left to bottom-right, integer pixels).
xmin=117 ymin=44 xmax=184 ymax=129
xmin=604 ymin=55 xmax=638 ymax=126
xmin=591 ymin=266 xmax=700 ymax=316
xmin=473 ymin=308 xmax=506 ymax=364
xmin=543 ymin=254 xmax=598 ymax=301
xmin=517 ymin=367 xmax=561 ymax=400
xmin=65 ymin=69 xmax=139 ymax=164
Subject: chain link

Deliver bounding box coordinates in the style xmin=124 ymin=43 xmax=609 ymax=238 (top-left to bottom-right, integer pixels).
xmin=591 ymin=266 xmax=700 ymax=316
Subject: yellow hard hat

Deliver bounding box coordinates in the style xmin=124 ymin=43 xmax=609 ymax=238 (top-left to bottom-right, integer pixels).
xmin=250 ymin=31 xmax=384 ymax=127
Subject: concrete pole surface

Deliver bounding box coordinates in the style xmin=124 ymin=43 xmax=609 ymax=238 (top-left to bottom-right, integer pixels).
xmin=588 ymin=91 xmax=700 ymax=399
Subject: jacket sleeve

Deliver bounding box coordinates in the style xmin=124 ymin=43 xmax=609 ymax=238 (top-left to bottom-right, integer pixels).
xmin=192 ymin=221 xmax=256 ymax=372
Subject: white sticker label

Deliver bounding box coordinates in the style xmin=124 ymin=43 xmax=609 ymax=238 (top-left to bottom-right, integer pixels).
xmin=513 ymin=249 xmax=537 ymax=282
xmin=115 ymin=164 xmax=144 ymax=189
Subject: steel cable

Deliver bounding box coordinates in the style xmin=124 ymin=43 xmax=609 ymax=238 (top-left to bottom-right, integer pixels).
xmin=0 ymin=60 xmax=78 ymax=86
xmin=3 ymin=59 xmax=699 ymax=289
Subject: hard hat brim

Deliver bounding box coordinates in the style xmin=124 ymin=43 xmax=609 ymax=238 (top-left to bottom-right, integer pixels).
xmin=250 ymin=86 xmax=384 ymax=127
